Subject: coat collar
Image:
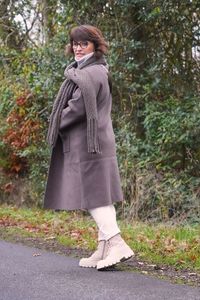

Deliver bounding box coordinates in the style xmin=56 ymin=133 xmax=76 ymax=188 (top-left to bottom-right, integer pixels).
xmin=64 ymin=54 xmax=108 ymax=77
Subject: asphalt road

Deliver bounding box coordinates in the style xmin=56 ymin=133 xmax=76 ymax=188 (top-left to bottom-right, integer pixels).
xmin=0 ymin=240 xmax=199 ymax=300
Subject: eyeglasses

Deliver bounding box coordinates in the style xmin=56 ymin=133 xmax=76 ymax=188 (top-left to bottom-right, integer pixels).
xmin=72 ymin=41 xmax=89 ymax=49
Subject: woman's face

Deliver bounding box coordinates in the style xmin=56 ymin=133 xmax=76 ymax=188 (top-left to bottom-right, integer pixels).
xmin=72 ymin=40 xmax=95 ymax=60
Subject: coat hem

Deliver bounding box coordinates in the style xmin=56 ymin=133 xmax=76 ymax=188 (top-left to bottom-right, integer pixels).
xmin=43 ymin=198 xmax=123 ymax=211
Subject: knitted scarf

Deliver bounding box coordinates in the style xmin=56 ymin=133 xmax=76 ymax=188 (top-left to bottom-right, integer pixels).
xmin=47 ymin=55 xmax=108 ymax=153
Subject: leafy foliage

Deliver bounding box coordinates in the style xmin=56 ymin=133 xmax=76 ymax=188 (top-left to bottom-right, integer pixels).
xmin=0 ymin=0 xmax=199 ymax=222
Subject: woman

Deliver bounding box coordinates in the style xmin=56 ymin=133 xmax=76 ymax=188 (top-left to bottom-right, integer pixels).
xmin=44 ymin=25 xmax=134 ymax=270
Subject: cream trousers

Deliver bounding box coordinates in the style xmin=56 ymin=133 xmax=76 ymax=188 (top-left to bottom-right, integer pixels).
xmin=89 ymin=204 xmax=120 ymax=241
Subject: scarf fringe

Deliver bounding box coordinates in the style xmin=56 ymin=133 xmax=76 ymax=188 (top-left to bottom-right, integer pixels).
xmin=87 ymin=118 xmax=101 ymax=154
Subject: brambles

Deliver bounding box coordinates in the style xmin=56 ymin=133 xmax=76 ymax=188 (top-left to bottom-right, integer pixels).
xmin=1 ymin=91 xmax=41 ymax=174
xmin=0 ymin=87 xmax=44 ymax=202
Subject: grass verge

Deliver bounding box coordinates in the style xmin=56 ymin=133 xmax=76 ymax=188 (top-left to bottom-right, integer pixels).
xmin=0 ymin=204 xmax=200 ymax=275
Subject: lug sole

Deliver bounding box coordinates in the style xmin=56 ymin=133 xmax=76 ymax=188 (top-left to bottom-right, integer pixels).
xmin=97 ymin=251 xmax=134 ymax=270
xmin=79 ymin=263 xmax=97 ymax=268
xmin=79 ymin=259 xmax=98 ymax=268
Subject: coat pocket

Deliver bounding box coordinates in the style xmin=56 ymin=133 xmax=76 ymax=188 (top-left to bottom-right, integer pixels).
xmin=59 ymin=131 xmax=70 ymax=153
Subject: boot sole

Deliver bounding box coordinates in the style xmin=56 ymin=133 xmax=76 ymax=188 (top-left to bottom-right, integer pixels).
xmin=97 ymin=252 xmax=134 ymax=270
xmin=79 ymin=264 xmax=97 ymax=268
xmin=79 ymin=262 xmax=97 ymax=268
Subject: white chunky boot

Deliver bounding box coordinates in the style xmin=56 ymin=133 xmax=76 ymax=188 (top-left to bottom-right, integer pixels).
xmin=97 ymin=234 xmax=134 ymax=270
xmin=79 ymin=240 xmax=108 ymax=268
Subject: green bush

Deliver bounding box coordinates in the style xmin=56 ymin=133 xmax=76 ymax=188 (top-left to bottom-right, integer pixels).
xmin=0 ymin=37 xmax=70 ymax=205
xmin=0 ymin=0 xmax=199 ymax=223
xmin=143 ymin=96 xmax=200 ymax=173
xmin=115 ymin=114 xmax=200 ymax=223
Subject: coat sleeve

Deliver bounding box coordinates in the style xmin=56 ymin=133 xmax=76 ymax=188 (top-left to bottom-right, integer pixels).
xmin=59 ymin=87 xmax=86 ymax=132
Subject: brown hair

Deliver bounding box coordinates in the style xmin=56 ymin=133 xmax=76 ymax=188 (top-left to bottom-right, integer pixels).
xmin=66 ymin=25 xmax=108 ymax=58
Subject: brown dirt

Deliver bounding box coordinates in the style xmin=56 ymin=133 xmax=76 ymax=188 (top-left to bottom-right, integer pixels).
xmin=0 ymin=228 xmax=199 ymax=287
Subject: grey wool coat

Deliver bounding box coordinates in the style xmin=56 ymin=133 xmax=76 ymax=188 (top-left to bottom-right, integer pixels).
xmin=44 ymin=55 xmax=123 ymax=210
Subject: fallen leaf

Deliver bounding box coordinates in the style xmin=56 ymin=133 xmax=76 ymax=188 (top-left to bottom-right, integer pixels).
xmin=44 ymin=236 xmax=56 ymax=240
xmin=147 ymin=264 xmax=157 ymax=268
xmin=32 ymin=253 xmax=41 ymax=257
xmin=189 ymin=254 xmax=197 ymax=262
